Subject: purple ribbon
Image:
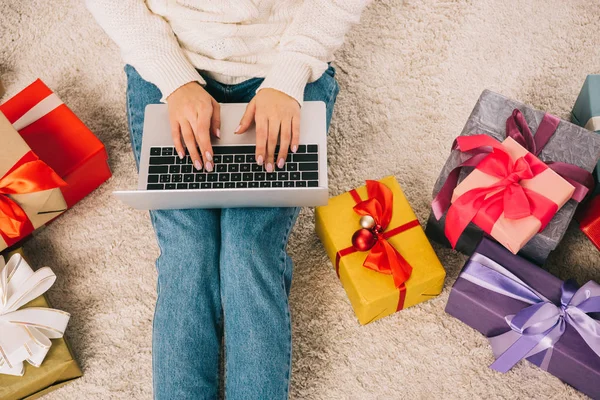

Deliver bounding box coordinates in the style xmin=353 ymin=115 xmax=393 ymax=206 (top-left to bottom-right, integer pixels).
xmin=460 ymin=253 xmax=600 ymax=373
xmin=433 ymin=109 xmax=594 ymax=220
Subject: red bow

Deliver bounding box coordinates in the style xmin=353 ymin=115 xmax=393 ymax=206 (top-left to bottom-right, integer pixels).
xmin=0 ymin=151 xmax=66 ymax=240
xmin=350 ymin=180 xmax=416 ymax=288
xmin=444 ymin=135 xmax=557 ymax=248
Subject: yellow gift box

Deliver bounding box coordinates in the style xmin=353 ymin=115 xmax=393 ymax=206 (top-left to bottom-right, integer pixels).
xmin=315 ymin=176 xmax=446 ymax=325
xmin=0 ymin=248 xmax=82 ymax=400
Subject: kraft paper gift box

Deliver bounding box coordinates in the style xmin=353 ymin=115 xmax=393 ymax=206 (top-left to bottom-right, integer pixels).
xmin=0 ymin=79 xmax=112 ymax=251
xmin=0 ymin=248 xmax=82 ymax=400
xmin=572 ymin=74 xmax=600 ymax=194
xmin=315 ymin=176 xmax=446 ymax=325
xmin=426 ymin=89 xmax=600 ymax=265
xmin=445 ymin=239 xmax=600 ymax=399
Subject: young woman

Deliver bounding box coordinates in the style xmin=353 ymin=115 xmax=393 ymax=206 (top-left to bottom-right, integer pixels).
xmin=87 ymin=1 xmax=368 ymax=398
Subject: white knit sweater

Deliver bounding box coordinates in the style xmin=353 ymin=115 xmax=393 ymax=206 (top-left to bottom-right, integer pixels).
xmin=86 ymin=0 xmax=368 ymax=104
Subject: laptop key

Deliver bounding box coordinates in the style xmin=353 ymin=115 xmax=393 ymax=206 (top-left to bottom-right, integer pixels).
xmin=219 ymin=173 xmax=230 ymax=182
xmin=207 ymin=173 xmax=218 ymax=182
xmin=307 ymin=145 xmax=318 ymax=153
xmin=149 ymin=166 xmax=168 ymax=174
xmin=177 ymin=183 xmax=188 ymax=189
xmin=169 ymin=165 xmax=180 ymax=173
xmin=296 ymin=145 xmax=306 ymax=153
xmin=249 ymin=182 xmax=259 ymax=188
xmin=201 ymin=183 xmax=211 ymax=189
xmin=147 ymin=183 xmax=164 ymax=190
xmin=246 ymin=154 xmax=256 ymax=163
xmin=278 ymin=172 xmax=288 ymax=181
xmin=165 ymin=183 xmax=176 ymax=190
xmin=213 ymin=155 xmax=222 ymax=163
xmin=175 ymin=156 xmax=186 ymax=165
xmin=308 ymin=181 xmax=318 ymax=187
xmin=160 ymin=175 xmax=171 ymax=183
xmin=182 ymin=165 xmax=192 ymax=174
xmin=240 ymin=164 xmax=251 ymax=172
xmin=255 ymin=172 xmax=265 ymax=181
xmin=302 ymin=172 xmax=318 ymax=180
xmin=295 ymin=181 xmax=307 ymax=187
xmin=223 ymin=155 xmax=234 ymax=163
xmin=243 ymin=173 xmax=253 ymax=181
xmin=195 ymin=174 xmax=207 ymax=182
xmin=299 ymin=163 xmax=318 ymax=171
xmin=290 ymin=172 xmax=301 ymax=180
xmin=252 ymin=164 xmax=263 ymax=172
xmin=231 ymin=173 xmax=241 ymax=182
xmin=148 ymin=175 xmax=159 ymax=183
xmin=225 ymin=182 xmax=235 ymax=188
xmin=162 ymin=147 xmax=173 ymax=156
xmin=184 ymin=174 xmax=194 ymax=182
xmin=234 ymin=155 xmax=245 ymax=163
xmin=272 ymin=181 xmax=283 ymax=187
xmin=172 ymin=174 xmax=183 ymax=183
xmin=150 ymin=147 xmax=161 ymax=156
xmin=283 ymin=181 xmax=294 ymax=187
xmin=150 ymin=156 xmax=175 ymax=165
xmin=266 ymin=172 xmax=277 ymax=181
xmin=189 ymin=183 xmax=200 ymax=189
xmin=228 ymin=164 xmax=239 ymax=172
xmin=213 ymin=182 xmax=224 ymax=188
xmin=260 ymin=181 xmax=271 ymax=188
xmin=216 ymin=164 xmax=227 ymax=173
xmin=293 ymin=153 xmax=318 ymax=162
xmin=236 ymin=182 xmax=248 ymax=188
xmin=286 ymin=163 xmax=298 ymax=171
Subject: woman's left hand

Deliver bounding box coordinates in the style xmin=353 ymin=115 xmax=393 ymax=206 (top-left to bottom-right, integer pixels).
xmin=236 ymin=89 xmax=301 ymax=172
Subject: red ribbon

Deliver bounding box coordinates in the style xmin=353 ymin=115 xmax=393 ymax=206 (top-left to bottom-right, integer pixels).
xmin=432 ymin=110 xmax=594 ymax=248
xmin=0 ymin=151 xmax=66 ymax=244
xmin=335 ymin=180 xmax=420 ymax=311
xmin=443 ymin=135 xmax=558 ymax=248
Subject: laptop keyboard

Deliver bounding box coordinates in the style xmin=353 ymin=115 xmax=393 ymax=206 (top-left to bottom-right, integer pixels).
xmin=146 ymin=144 xmax=319 ymax=190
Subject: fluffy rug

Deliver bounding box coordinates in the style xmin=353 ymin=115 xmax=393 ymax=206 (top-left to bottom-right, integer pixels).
xmin=2 ymin=0 xmax=600 ymax=398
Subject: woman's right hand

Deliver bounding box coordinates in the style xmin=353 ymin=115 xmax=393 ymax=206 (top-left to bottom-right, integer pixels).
xmin=166 ymin=82 xmax=220 ymax=172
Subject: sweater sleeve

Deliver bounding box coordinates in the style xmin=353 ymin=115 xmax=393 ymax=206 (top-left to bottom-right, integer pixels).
xmin=86 ymin=0 xmax=205 ymax=102
xmin=257 ymin=0 xmax=369 ymax=106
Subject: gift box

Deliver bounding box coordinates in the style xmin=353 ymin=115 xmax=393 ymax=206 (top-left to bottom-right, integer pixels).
xmin=0 ymin=248 xmax=82 ymax=400
xmin=315 ymin=176 xmax=446 ymax=325
xmin=445 ymin=238 xmax=600 ymax=398
xmin=426 ymin=89 xmax=600 ymax=264
xmin=577 ymin=194 xmax=600 ymax=251
xmin=572 ymin=74 xmax=600 ymax=193
xmin=0 ymin=79 xmax=111 ymax=251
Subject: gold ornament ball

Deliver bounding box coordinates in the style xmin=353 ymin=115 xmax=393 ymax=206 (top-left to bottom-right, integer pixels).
xmin=359 ymin=215 xmax=376 ymax=229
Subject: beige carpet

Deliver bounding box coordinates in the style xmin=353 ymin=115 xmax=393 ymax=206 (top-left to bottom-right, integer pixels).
xmin=1 ymin=0 xmax=600 ymax=398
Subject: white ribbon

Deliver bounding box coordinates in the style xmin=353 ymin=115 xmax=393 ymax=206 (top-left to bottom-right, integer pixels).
xmin=11 ymin=93 xmax=63 ymax=132
xmin=0 ymin=254 xmax=70 ymax=376
xmin=585 ymin=116 xmax=600 ymax=132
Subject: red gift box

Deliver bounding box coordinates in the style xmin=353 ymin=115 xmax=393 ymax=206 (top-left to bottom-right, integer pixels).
xmin=0 ymin=79 xmax=111 ymax=209
xmin=577 ymin=195 xmax=600 ymax=251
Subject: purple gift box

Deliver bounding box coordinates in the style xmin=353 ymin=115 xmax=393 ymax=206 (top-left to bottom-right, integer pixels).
xmin=446 ymin=238 xmax=600 ymax=398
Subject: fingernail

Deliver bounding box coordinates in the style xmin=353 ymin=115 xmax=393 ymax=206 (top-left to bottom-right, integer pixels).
xmin=216 ymin=128 xmax=221 ymax=138
xmin=235 ymin=125 xmax=241 ymax=134
xmin=194 ymin=160 xmax=202 ymax=170
xmin=292 ymin=145 xmax=298 ymax=153
xmin=277 ymin=158 xmax=285 ymax=169
xmin=257 ymin=155 xmax=264 ymax=165
xmin=205 ymin=161 xmax=213 ymax=172
xmin=266 ymin=163 xmax=273 ymax=173
xmin=205 ymin=152 xmax=213 ymax=162
xmin=178 ymin=151 xmax=185 ymax=159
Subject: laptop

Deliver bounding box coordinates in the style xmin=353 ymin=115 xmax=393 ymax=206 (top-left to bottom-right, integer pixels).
xmin=114 ymin=101 xmax=328 ymax=209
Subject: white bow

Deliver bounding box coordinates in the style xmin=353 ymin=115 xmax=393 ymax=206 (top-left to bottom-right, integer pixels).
xmin=0 ymin=254 xmax=70 ymax=376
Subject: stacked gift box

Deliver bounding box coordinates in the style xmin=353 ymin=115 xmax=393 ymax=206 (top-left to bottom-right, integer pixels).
xmin=0 ymin=79 xmax=111 ymax=398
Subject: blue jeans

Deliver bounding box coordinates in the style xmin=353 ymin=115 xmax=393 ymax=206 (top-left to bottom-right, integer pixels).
xmin=125 ymin=65 xmax=339 ymax=400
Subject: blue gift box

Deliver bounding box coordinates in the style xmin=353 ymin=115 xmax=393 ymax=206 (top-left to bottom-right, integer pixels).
xmin=572 ymin=74 xmax=600 ymax=193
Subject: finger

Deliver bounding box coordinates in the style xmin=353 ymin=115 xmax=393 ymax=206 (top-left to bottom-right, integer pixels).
xmin=277 ymin=118 xmax=291 ymax=170
xmin=291 ymin=113 xmax=301 ymax=153
xmin=181 ymin=120 xmax=202 ymax=170
xmin=236 ymin=99 xmax=256 ymax=134
xmin=255 ymin=113 xmax=268 ymax=166
xmin=211 ymin=99 xmax=221 ymax=139
xmin=170 ymin=119 xmax=185 ymax=159
xmin=194 ymin=109 xmax=214 ymax=172
xmin=265 ymin=117 xmax=280 ymax=173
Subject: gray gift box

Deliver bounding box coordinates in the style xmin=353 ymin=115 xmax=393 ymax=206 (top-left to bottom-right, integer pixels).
xmin=425 ymin=89 xmax=600 ymax=265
